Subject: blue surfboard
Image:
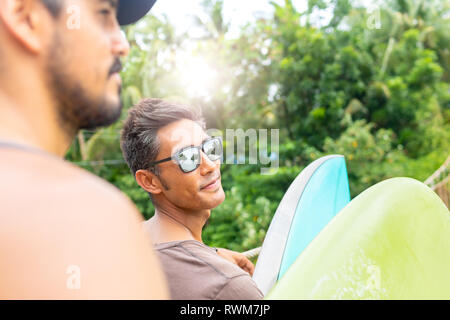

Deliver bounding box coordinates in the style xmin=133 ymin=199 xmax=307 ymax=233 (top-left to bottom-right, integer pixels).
xmin=278 ymin=155 xmax=350 ymax=278
xmin=253 ymin=155 xmax=350 ymax=295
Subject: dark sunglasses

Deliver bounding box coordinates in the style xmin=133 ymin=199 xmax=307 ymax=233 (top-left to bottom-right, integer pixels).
xmin=148 ymin=137 xmax=223 ymax=173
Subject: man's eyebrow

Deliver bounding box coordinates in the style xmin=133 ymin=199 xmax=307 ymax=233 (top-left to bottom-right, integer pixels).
xmin=98 ymin=0 xmax=119 ymax=9
xmin=172 ymin=137 xmax=211 ymax=155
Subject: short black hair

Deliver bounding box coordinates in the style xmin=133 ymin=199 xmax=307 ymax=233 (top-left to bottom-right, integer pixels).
xmin=120 ymin=98 xmax=205 ymax=177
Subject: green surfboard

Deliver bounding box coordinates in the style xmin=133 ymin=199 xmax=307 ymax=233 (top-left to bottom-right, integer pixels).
xmin=267 ymin=177 xmax=450 ymax=299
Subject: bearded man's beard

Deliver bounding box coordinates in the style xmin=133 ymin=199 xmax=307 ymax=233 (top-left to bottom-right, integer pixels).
xmin=45 ymin=32 xmax=123 ymax=137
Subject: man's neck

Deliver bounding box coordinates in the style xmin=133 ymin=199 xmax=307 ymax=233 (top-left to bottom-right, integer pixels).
xmin=148 ymin=201 xmax=211 ymax=244
xmin=0 ymin=81 xmax=73 ymax=157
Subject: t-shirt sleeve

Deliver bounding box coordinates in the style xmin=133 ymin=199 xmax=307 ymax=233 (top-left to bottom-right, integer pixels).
xmin=214 ymin=275 xmax=264 ymax=300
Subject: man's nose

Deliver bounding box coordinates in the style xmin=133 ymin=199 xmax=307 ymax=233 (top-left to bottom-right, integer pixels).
xmin=199 ymin=152 xmax=218 ymax=175
xmin=111 ymin=26 xmax=130 ymax=58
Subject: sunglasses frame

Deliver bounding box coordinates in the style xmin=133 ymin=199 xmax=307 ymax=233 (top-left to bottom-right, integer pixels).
xmin=148 ymin=136 xmax=223 ymax=173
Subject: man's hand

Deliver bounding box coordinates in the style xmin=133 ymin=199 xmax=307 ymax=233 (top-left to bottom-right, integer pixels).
xmin=216 ymin=248 xmax=255 ymax=276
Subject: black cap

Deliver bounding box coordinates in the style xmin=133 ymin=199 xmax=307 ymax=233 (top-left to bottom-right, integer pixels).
xmin=117 ymin=0 xmax=157 ymax=26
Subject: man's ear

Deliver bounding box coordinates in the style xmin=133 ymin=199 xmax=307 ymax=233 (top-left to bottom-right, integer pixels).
xmin=0 ymin=0 xmax=53 ymax=54
xmin=135 ymin=169 xmax=163 ymax=195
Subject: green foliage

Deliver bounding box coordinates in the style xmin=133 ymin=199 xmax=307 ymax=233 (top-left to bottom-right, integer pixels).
xmin=321 ymin=119 xmax=397 ymax=195
xmin=116 ymin=174 xmax=155 ymax=220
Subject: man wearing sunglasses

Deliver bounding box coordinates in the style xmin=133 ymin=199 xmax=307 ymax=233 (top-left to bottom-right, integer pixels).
xmin=121 ymin=98 xmax=264 ymax=300
xmin=0 ymin=0 xmax=168 ymax=298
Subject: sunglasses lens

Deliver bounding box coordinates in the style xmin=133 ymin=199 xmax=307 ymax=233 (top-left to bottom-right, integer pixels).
xmin=203 ymin=138 xmax=222 ymax=161
xmin=178 ymin=147 xmax=200 ymax=172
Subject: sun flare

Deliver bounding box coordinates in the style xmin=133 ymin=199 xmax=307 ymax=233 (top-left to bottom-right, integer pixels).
xmin=176 ymin=53 xmax=217 ymax=99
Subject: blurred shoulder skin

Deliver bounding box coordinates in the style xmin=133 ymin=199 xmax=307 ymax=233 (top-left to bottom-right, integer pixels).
xmin=0 ymin=150 xmax=169 ymax=299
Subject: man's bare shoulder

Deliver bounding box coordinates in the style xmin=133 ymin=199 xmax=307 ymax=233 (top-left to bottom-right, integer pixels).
xmin=0 ymin=149 xmax=134 ymax=216
xmin=0 ymin=149 xmax=168 ymax=299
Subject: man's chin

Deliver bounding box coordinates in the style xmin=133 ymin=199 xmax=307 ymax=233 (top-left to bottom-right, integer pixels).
xmin=78 ymin=100 xmax=123 ymax=130
xmin=206 ymin=189 xmax=226 ymax=209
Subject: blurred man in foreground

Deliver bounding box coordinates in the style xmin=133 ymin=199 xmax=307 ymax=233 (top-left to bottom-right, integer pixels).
xmin=0 ymin=0 xmax=168 ymax=299
xmin=121 ymin=98 xmax=263 ymax=299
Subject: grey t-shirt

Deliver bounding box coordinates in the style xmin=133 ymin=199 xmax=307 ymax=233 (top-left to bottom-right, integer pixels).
xmin=154 ymin=240 xmax=264 ymax=300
